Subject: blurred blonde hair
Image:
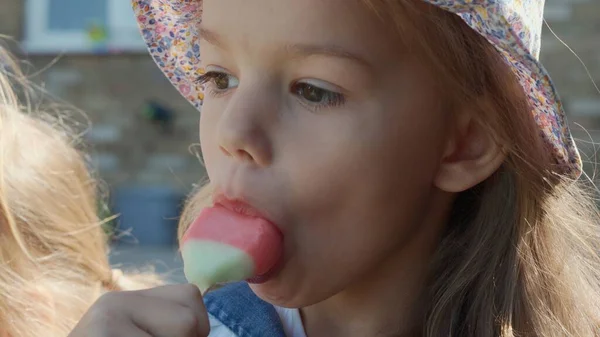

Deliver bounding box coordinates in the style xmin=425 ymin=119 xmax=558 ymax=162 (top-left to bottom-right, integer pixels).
xmin=0 ymin=41 xmax=162 ymax=337
xmin=178 ymin=1 xmax=600 ymax=336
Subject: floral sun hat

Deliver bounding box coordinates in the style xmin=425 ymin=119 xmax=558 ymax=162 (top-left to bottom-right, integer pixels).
xmin=132 ymin=0 xmax=582 ymax=178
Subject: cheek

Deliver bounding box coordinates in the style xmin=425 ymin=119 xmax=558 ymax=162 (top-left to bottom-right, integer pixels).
xmin=286 ymin=101 xmax=447 ymax=222
xmin=292 ymin=118 xmax=444 ymax=254
xmin=199 ymin=102 xmax=222 ymax=179
xmin=263 ymin=96 xmax=449 ymax=305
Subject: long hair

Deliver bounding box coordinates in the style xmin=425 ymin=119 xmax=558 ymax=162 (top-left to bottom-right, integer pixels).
xmin=0 ymin=42 xmax=162 ymax=337
xmin=177 ymin=2 xmax=600 ymax=336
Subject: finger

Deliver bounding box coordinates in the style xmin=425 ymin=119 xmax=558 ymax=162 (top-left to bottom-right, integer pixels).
xmin=138 ymin=284 xmax=209 ymax=335
xmin=113 ymin=323 xmax=153 ymax=337
xmin=126 ymin=293 xmax=206 ymax=337
xmin=138 ymin=284 xmax=203 ymax=309
xmin=69 ymin=319 xmax=152 ymax=337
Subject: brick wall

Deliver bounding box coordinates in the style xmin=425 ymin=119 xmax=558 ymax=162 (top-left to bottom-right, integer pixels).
xmin=28 ymin=55 xmax=204 ymax=188
xmin=1 ymin=0 xmax=599 ymax=188
xmin=1 ymin=0 xmax=204 ymax=189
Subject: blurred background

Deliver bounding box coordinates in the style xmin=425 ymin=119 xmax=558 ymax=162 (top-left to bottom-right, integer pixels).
xmin=0 ymin=0 xmax=598 ymax=283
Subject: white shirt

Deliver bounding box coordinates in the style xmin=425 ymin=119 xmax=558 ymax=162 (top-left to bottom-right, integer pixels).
xmin=208 ymin=306 xmax=307 ymax=337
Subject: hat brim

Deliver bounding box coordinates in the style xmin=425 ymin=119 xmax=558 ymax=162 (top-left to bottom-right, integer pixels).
xmin=133 ymin=0 xmax=581 ymax=178
xmin=134 ymin=0 xmax=205 ymax=110
xmin=442 ymin=4 xmax=581 ymax=178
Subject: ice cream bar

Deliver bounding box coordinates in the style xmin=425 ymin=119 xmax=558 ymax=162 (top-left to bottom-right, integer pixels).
xmin=181 ymin=205 xmax=283 ymax=292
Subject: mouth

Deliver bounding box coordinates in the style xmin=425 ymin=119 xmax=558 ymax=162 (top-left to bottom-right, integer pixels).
xmin=214 ymin=194 xmax=265 ymax=218
xmin=213 ymin=194 xmax=281 ymax=231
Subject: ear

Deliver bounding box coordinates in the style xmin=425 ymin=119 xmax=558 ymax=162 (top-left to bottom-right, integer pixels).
xmin=434 ymin=113 xmax=505 ymax=193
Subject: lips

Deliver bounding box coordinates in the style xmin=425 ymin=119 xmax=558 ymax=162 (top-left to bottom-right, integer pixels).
xmin=214 ymin=195 xmax=263 ymax=218
xmin=213 ymin=194 xmax=282 ymax=234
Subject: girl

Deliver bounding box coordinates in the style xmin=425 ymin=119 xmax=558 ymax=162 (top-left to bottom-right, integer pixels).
xmin=69 ymin=0 xmax=600 ymax=336
xmin=0 ymin=44 xmax=162 ymax=337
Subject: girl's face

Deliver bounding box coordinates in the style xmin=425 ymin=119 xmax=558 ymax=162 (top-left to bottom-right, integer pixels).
xmin=199 ymin=0 xmax=455 ymax=306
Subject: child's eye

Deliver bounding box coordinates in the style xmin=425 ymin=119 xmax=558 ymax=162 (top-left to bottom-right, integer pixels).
xmin=291 ymin=81 xmax=345 ymax=110
xmin=197 ymin=71 xmax=239 ymax=93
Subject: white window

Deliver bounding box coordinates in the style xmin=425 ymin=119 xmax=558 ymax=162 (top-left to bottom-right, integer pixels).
xmin=23 ymin=0 xmax=147 ymax=54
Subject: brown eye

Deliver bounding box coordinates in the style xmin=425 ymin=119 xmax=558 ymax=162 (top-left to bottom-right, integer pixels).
xmin=214 ymin=73 xmax=230 ymax=90
xmin=293 ymin=83 xmax=327 ymax=103
xmin=291 ymin=82 xmax=345 ymax=109
xmin=197 ymin=71 xmax=239 ymax=91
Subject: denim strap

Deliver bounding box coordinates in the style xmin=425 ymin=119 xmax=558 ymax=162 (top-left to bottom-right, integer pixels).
xmin=204 ymin=282 xmax=286 ymax=337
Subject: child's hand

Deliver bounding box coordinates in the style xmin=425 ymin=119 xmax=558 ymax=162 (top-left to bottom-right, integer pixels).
xmin=68 ymin=284 xmax=210 ymax=337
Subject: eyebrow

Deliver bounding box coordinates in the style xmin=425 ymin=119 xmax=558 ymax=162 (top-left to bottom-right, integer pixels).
xmin=198 ymin=27 xmax=224 ymax=48
xmin=285 ymin=43 xmax=372 ymax=68
xmin=198 ymin=26 xmax=371 ymax=68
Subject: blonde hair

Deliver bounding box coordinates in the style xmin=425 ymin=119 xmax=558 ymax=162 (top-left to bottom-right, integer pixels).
xmin=178 ymin=2 xmax=600 ymax=336
xmin=0 ymin=43 xmax=162 ymax=337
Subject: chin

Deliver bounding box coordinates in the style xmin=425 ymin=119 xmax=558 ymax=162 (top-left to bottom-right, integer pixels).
xmin=248 ymin=275 xmax=337 ymax=309
xmin=249 ymin=279 xmax=302 ymax=308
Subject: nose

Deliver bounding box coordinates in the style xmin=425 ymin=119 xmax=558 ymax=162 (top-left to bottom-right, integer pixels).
xmin=216 ymin=90 xmax=274 ymax=167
